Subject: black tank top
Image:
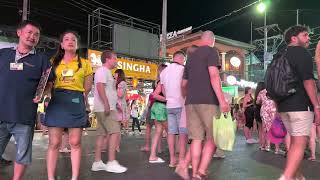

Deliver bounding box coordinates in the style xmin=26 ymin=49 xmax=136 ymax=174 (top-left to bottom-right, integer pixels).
xmin=155 ymin=80 xmax=166 ymax=104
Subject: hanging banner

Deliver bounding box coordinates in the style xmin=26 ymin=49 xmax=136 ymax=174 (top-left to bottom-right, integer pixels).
xmin=88 ymin=49 xmax=158 ymax=80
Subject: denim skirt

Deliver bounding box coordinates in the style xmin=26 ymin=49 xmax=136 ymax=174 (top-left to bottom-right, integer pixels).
xmin=44 ymin=89 xmax=87 ymax=128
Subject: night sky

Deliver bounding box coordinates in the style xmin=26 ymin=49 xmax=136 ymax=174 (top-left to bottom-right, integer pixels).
xmin=0 ymin=0 xmax=319 ymax=44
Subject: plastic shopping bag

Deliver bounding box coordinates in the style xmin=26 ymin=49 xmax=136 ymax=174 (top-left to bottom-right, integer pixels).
xmin=213 ymin=113 xmax=237 ymax=151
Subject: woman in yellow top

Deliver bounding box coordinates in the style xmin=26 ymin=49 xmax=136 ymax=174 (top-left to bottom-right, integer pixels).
xmin=44 ymin=31 xmax=93 ymax=180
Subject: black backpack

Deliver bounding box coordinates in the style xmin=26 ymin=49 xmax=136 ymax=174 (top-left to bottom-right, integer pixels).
xmin=264 ymin=48 xmax=298 ymax=103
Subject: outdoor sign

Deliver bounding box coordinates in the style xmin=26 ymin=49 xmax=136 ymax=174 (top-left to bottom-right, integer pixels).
xmin=222 ymin=86 xmax=238 ymax=97
xmin=160 ymin=26 xmax=192 ymax=41
xmin=88 ymin=49 xmax=158 ymax=80
xmin=226 ymin=75 xmax=257 ymax=89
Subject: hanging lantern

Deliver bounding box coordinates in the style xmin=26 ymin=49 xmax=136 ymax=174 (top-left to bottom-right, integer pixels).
xmin=132 ymin=78 xmax=138 ymax=88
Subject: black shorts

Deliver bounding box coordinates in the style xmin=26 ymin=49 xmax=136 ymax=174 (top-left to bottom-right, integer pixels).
xmin=254 ymin=106 xmax=262 ymax=123
xmin=245 ymin=106 xmax=255 ymax=128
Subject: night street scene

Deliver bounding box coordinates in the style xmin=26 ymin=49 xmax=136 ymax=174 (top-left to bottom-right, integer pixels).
xmin=0 ymin=0 xmax=320 ymax=180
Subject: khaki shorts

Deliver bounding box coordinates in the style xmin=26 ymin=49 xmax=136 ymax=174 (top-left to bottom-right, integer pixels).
xmin=280 ymin=111 xmax=314 ymax=137
xmin=186 ymin=104 xmax=220 ymax=140
xmin=95 ymin=111 xmax=121 ymax=135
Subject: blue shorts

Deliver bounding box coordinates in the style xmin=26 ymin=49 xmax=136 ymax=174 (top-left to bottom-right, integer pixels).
xmin=0 ymin=121 xmax=33 ymax=165
xmin=167 ymin=107 xmax=188 ymax=135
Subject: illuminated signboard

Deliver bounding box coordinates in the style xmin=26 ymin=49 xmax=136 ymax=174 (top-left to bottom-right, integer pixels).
xmin=88 ymin=49 xmax=158 ymax=80
xmin=160 ymin=26 xmax=192 ymax=41
xmin=222 ymin=86 xmax=238 ymax=97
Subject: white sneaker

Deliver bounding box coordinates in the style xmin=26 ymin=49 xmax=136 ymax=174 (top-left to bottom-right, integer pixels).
xmin=278 ymin=174 xmax=299 ymax=180
xmin=59 ymin=147 xmax=71 ymax=153
xmin=294 ymin=176 xmax=306 ymax=180
xmin=246 ymin=139 xmax=253 ymax=144
xmin=246 ymin=138 xmax=258 ymax=144
xmin=105 ymin=160 xmax=127 ymax=173
xmin=213 ymin=154 xmax=226 ymax=158
xmin=91 ymin=160 xmax=107 ymax=171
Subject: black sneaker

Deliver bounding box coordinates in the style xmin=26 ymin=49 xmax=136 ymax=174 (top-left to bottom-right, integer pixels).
xmin=0 ymin=157 xmax=12 ymax=166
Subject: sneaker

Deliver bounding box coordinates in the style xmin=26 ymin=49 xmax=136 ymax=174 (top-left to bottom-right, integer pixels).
xmin=246 ymin=139 xmax=255 ymax=144
xmin=105 ymin=160 xmax=127 ymax=173
xmin=294 ymin=176 xmax=306 ymax=180
xmin=278 ymin=174 xmax=304 ymax=180
xmin=278 ymin=175 xmax=286 ymax=180
xmin=275 ymin=149 xmax=286 ymax=155
xmin=59 ymin=147 xmax=71 ymax=153
xmin=213 ymin=154 xmax=226 ymax=158
xmin=265 ymin=146 xmax=271 ymax=152
xmin=91 ymin=160 xmax=107 ymax=171
xmin=246 ymin=139 xmax=258 ymax=144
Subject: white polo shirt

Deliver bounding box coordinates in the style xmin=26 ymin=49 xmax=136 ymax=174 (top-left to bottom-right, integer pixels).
xmin=160 ymin=62 xmax=184 ymax=108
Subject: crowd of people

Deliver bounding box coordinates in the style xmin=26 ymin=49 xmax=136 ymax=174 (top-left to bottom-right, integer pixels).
xmin=1 ymin=20 xmax=320 ymax=180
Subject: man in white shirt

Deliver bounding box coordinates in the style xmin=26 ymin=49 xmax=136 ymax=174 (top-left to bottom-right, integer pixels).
xmin=91 ymin=50 xmax=127 ymax=173
xmin=159 ymin=51 xmax=187 ymax=167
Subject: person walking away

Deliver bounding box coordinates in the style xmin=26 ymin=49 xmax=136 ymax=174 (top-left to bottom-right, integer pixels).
xmin=181 ymin=30 xmax=230 ymax=179
xmin=157 ymin=51 xmax=188 ymax=167
xmin=148 ymin=64 xmax=168 ymax=164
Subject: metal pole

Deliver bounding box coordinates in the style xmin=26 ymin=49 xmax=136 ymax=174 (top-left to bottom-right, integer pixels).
xmin=87 ymin=15 xmax=91 ymax=48
xmin=161 ymin=0 xmax=167 ymax=59
xmin=22 ymin=0 xmax=29 ymax=21
xmin=98 ymin=9 xmax=101 ymax=49
xmin=263 ymin=11 xmax=268 ymax=70
xmin=250 ymin=21 xmax=253 ymax=45
xmin=296 ymin=9 xmax=299 ymax=25
xmin=249 ymin=52 xmax=252 ymax=81
xmin=221 ymin=52 xmax=226 ymax=82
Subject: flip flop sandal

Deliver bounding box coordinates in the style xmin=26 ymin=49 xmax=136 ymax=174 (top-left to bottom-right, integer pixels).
xmin=308 ymin=157 xmax=316 ymax=161
xmin=192 ymin=172 xmax=208 ymax=180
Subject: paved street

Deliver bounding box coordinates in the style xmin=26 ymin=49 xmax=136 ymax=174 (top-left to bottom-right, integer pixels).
xmin=1 ymin=131 xmax=320 ymax=180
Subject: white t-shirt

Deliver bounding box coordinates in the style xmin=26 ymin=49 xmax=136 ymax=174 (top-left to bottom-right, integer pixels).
xmin=160 ymin=63 xmax=184 ymax=108
xmin=131 ymin=105 xmax=139 ymax=118
xmin=94 ymin=66 xmax=117 ymax=112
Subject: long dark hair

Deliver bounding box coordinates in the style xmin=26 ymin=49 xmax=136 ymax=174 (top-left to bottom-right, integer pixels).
xmin=52 ymin=31 xmax=82 ymax=80
xmin=115 ymin=69 xmax=126 ymax=87
xmin=131 ymin=100 xmax=136 ymax=109
xmin=244 ymin=87 xmax=253 ymax=100
xmin=254 ymin=82 xmax=265 ymax=105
